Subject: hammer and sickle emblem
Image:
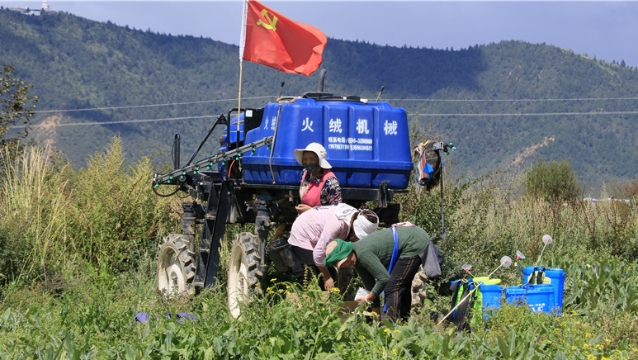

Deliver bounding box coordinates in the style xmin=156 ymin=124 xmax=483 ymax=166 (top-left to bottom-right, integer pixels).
xmin=256 ymin=9 xmax=278 ymax=31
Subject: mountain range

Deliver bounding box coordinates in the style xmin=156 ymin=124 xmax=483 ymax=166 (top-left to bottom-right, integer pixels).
xmin=2 ymin=8 xmax=637 ymax=192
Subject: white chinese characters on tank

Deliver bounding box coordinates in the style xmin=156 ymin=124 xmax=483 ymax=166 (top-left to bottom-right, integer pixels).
xmin=329 ymin=118 xmax=343 ymax=133
xmin=301 ymin=117 xmax=314 ymax=132
xmin=356 ymin=118 xmax=369 ymax=134
xmin=384 ymin=120 xmax=398 ymax=135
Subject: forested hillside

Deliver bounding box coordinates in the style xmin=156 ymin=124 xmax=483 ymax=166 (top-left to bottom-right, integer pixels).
xmin=2 ymin=8 xmax=637 ymax=188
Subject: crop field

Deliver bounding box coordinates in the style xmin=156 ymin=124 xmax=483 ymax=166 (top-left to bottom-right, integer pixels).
xmin=1 ymin=141 xmax=637 ymax=359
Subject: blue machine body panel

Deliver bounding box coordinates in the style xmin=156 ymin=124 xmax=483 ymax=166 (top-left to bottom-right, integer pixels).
xmin=241 ymin=98 xmax=413 ymax=188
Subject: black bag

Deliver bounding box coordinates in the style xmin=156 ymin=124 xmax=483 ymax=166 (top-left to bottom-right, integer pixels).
xmin=446 ymin=280 xmax=473 ymax=332
xmin=419 ymin=241 xmax=444 ymax=278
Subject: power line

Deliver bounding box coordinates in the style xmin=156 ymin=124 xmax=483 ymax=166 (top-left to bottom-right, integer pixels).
xmin=32 ymin=96 xmax=274 ymax=114
xmin=10 ymin=95 xmax=638 ymax=129
xmin=388 ymin=96 xmax=638 ymax=102
xmin=31 ymin=95 xmax=638 ymax=114
xmin=13 ymin=109 xmax=638 ymax=130
xmin=408 ymin=110 xmax=638 ymax=117
xmin=10 ymin=115 xmax=217 ymax=128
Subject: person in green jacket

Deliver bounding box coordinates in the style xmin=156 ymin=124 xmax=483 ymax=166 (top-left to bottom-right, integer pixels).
xmin=324 ymin=225 xmax=430 ymax=322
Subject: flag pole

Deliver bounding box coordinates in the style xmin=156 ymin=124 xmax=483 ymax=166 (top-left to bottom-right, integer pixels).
xmin=237 ymin=0 xmax=248 ymax=126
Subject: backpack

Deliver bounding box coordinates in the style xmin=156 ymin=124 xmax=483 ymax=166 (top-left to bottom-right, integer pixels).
xmin=446 ymin=279 xmax=474 ymax=331
xmin=412 ymin=140 xmax=442 ymax=191
xmin=445 ymin=278 xmax=496 ymax=332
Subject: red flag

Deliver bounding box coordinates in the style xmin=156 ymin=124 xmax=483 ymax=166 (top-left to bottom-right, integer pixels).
xmin=242 ymin=0 xmax=327 ymax=76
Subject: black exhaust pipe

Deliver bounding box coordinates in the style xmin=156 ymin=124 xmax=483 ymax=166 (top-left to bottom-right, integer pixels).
xmin=318 ymin=69 xmax=326 ymax=92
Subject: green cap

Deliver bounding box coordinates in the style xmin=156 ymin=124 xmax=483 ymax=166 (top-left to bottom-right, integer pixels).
xmin=323 ymin=239 xmax=353 ymax=267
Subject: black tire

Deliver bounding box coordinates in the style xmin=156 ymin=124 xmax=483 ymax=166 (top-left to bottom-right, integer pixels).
xmin=227 ymin=232 xmax=264 ymax=318
xmin=157 ymin=234 xmax=196 ymax=296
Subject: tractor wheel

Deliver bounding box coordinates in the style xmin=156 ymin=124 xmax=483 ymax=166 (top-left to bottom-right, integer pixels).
xmin=227 ymin=232 xmax=264 ymax=318
xmin=157 ymin=234 xmax=196 ymax=296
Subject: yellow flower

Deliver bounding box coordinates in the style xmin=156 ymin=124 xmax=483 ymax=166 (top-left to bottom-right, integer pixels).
xmin=330 ymin=287 xmax=340 ymax=294
xmin=394 ymin=330 xmax=401 ymax=334
xmin=384 ymin=328 xmax=391 ymax=334
xmin=583 ymin=344 xmax=590 ymax=350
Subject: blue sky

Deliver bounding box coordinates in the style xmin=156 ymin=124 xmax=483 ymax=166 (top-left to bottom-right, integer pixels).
xmin=4 ymin=1 xmax=638 ymax=67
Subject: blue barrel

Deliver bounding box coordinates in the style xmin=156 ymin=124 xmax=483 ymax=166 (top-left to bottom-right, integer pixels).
xmin=466 ymin=277 xmax=503 ymax=320
xmin=242 ymin=98 xmax=413 ymax=188
xmin=479 ymin=283 xmax=503 ymax=319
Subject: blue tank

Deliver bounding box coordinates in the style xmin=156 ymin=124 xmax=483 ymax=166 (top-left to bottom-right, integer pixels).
xmin=241 ymin=97 xmax=413 ymax=189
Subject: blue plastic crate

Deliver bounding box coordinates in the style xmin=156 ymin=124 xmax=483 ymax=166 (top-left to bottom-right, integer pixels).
xmin=523 ymin=266 xmax=565 ymax=313
xmin=505 ymin=284 xmax=557 ymax=314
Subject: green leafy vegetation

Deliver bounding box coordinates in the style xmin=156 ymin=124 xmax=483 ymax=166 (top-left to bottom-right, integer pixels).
xmin=525 ymin=159 xmax=581 ymax=202
xmin=0 ymin=64 xmax=38 ymax=149
xmin=1 ymin=138 xmax=637 ymax=358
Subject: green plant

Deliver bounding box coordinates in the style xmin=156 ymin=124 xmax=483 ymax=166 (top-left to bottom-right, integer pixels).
xmin=2 ymin=138 xmax=638 ymax=358
xmin=0 ymin=144 xmax=70 ymax=284
xmin=525 ymin=159 xmax=580 ymax=203
xmin=65 ymin=137 xmax=177 ymax=272
xmin=0 ymin=64 xmax=38 ymax=150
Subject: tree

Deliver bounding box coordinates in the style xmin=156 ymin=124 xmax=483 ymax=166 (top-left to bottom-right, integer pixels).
xmin=525 ymin=159 xmax=581 ymax=202
xmin=1 ymin=65 xmax=38 ymax=149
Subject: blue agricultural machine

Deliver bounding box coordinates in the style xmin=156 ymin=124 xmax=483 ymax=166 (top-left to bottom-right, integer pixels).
xmin=152 ymin=79 xmax=428 ymax=317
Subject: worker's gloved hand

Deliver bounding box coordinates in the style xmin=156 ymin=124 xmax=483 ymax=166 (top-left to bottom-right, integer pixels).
xmin=355 ymin=292 xmax=374 ymax=306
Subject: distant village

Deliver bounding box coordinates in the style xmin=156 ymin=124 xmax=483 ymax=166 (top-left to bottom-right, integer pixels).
xmin=4 ymin=1 xmax=56 ymax=15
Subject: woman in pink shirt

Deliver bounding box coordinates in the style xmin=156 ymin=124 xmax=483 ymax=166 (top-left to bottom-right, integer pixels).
xmin=294 ymin=143 xmax=342 ymax=214
xmin=287 ymin=203 xmax=379 ymax=290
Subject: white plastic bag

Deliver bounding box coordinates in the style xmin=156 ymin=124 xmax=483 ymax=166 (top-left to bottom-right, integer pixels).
xmin=355 ymin=287 xmax=370 ymax=301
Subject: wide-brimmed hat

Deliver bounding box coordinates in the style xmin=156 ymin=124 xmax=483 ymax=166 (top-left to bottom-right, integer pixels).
xmin=294 ymin=142 xmax=332 ymax=169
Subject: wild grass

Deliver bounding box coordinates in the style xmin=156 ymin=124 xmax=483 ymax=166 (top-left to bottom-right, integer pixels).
xmin=0 ymin=138 xmax=180 ymax=287
xmin=1 ymin=139 xmax=637 ymax=358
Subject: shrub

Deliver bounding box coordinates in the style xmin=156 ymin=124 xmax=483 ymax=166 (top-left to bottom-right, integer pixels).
xmin=525 ymin=159 xmax=580 ymax=202
xmin=1 ymin=65 xmax=38 ymax=150
xmin=65 ymin=137 xmax=178 ymax=272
